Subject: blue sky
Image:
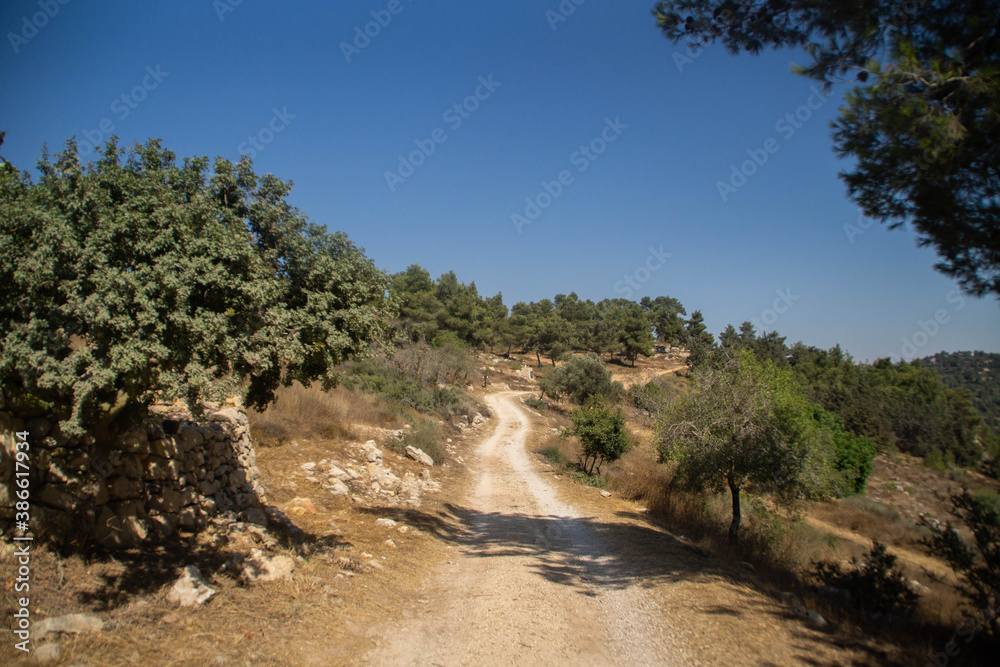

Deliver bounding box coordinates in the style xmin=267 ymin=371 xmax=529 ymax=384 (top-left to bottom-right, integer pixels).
xmin=2 ymin=0 xmax=997 ymax=362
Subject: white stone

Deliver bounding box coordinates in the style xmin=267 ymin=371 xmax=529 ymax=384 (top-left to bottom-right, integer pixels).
xmin=405 ymin=446 xmax=434 ymax=467
xmin=167 ymin=565 xmax=216 ymax=607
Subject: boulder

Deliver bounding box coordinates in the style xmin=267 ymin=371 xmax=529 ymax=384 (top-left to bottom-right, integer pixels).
xmin=405 ymin=446 xmax=434 ymax=467
xmin=167 ymin=565 xmax=216 ymax=607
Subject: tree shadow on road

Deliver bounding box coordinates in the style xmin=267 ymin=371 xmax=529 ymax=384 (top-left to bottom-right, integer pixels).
xmin=376 ymin=502 xmax=902 ymax=666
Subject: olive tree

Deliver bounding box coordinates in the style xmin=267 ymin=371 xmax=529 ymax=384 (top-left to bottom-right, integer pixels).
xmin=0 ymin=137 xmax=395 ymax=440
xmin=658 ymin=349 xmax=806 ymax=540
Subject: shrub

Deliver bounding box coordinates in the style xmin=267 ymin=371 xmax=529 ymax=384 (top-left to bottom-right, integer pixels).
xmin=392 ymin=419 xmax=444 ymax=464
xmin=524 ymin=397 xmax=549 ymax=411
xmin=538 ymin=445 xmax=567 ymax=467
xmin=922 ymin=489 xmax=1000 ymax=641
xmin=814 ymin=541 xmax=920 ymax=617
xmin=540 ymin=353 xmax=616 ymax=404
xmin=569 ymin=395 xmax=631 ymax=475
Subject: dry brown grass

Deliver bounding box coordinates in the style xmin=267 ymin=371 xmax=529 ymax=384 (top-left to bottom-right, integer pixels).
xmin=248 ymin=382 xmax=403 ymax=446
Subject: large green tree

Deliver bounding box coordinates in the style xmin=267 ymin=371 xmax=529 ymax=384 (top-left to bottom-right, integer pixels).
xmin=0 ymin=138 xmax=394 ymax=438
xmin=658 ymin=349 xmax=808 ymax=539
xmin=653 ymin=0 xmax=1000 ymax=297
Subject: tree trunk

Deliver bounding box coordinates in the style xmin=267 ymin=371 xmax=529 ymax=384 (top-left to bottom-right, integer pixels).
xmin=535 ymin=350 xmax=541 ymax=367
xmin=728 ymin=475 xmax=741 ymax=541
xmin=551 ymin=357 xmax=556 ymax=367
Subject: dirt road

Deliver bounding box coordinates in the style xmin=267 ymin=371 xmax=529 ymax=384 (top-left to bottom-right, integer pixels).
xmin=364 ymin=392 xmax=887 ymax=666
xmin=365 ymin=392 xmax=682 ymax=665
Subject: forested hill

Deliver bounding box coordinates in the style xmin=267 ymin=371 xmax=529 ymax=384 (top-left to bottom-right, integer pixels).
xmin=922 ymin=352 xmax=1000 ymax=432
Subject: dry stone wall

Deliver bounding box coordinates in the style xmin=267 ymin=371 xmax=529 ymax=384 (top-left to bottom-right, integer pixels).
xmin=0 ymin=406 xmax=265 ymax=548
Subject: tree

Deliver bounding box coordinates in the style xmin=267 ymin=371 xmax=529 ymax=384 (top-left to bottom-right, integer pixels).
xmin=0 ymin=137 xmax=395 ymax=438
xmin=615 ymin=302 xmax=655 ymax=366
xmin=658 ymin=349 xmax=807 ymax=540
xmin=641 ymin=295 xmax=687 ymax=343
xmin=653 ymin=0 xmax=1000 ymax=297
xmin=569 ymin=396 xmax=632 ymax=475
xmin=681 ymin=309 xmax=715 ymax=367
xmin=540 ymin=353 xmax=619 ymax=404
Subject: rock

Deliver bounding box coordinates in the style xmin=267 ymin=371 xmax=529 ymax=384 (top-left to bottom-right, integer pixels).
xmin=328 ymin=465 xmax=350 ymax=481
xmin=240 ymin=508 xmax=268 ymax=527
xmin=286 ymin=497 xmax=317 ymax=514
xmin=242 ymin=548 xmax=295 ymax=582
xmin=327 ymin=479 xmax=350 ymax=497
xmin=405 ymin=446 xmax=434 ymax=467
xmin=600 ymin=490 xmax=612 ymax=498
xmin=35 ymin=613 xmax=104 ymax=640
xmin=208 ymin=407 xmax=248 ymax=426
xmin=375 ymin=518 xmax=397 ymax=528
xmin=366 ymin=448 xmax=383 ymax=463
xmin=793 ymin=605 xmax=828 ymax=629
xmin=167 ymin=565 xmax=216 ymax=607
xmin=36 ymin=484 xmax=80 ymax=512
xmin=300 ymin=462 xmax=317 ymax=473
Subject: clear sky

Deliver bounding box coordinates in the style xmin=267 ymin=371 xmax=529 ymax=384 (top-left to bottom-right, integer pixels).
xmin=2 ymin=0 xmax=997 ymax=362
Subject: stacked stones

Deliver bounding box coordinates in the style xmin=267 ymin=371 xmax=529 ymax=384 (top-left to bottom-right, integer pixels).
xmin=0 ymin=406 xmax=265 ymax=549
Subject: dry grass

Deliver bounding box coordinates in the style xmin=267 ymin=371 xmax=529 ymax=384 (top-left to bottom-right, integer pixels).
xmin=248 ymin=382 xmax=403 ymax=446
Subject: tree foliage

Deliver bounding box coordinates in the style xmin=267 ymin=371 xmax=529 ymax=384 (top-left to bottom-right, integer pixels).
xmin=653 ymin=0 xmax=1000 ymax=297
xmin=0 ymin=137 xmax=394 ymax=437
xmin=540 ymin=353 xmax=620 ymax=404
xmin=658 ymin=349 xmax=809 ymax=539
xmin=569 ymin=395 xmax=632 ymax=475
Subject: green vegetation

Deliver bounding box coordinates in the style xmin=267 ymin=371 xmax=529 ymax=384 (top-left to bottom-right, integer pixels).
xmin=569 ymin=396 xmax=631 ymax=476
xmin=392 ymin=419 xmax=445 ymax=464
xmin=539 ymin=353 xmax=621 ymax=404
xmin=658 ymin=349 xmax=811 ymax=540
xmin=524 ymin=397 xmax=549 ymax=411
xmin=0 ymin=137 xmax=393 ymax=437
xmin=922 ymin=489 xmax=1000 ymax=642
xmin=922 ymin=351 xmax=1000 ymax=433
xmin=653 ymin=0 xmax=1000 ymax=297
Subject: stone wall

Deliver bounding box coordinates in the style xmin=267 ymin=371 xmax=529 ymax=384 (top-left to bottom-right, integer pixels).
xmin=0 ymin=406 xmax=265 ymax=548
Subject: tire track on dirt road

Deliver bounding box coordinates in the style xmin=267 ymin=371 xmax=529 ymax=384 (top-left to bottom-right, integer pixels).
xmin=364 ymin=391 xmax=683 ymax=665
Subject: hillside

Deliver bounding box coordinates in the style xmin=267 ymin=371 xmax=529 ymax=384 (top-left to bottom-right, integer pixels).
xmin=922 ymin=351 xmax=1000 ymax=433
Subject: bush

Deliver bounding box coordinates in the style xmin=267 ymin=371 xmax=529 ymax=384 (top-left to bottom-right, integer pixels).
xmin=391 ymin=419 xmax=444 ymax=464
xmin=538 ymin=445 xmax=568 ymax=467
xmin=922 ymin=489 xmax=1000 ymax=642
xmin=569 ymin=395 xmax=631 ymax=475
xmin=524 ymin=397 xmax=549 ymax=411
xmin=814 ymin=541 xmax=919 ymax=617
xmin=540 ymin=353 xmax=617 ymax=404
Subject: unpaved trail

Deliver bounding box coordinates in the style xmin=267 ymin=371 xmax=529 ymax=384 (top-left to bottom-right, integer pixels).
xmin=365 ymin=392 xmax=682 ymax=665
xmin=364 ymin=391 xmax=888 ymax=666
